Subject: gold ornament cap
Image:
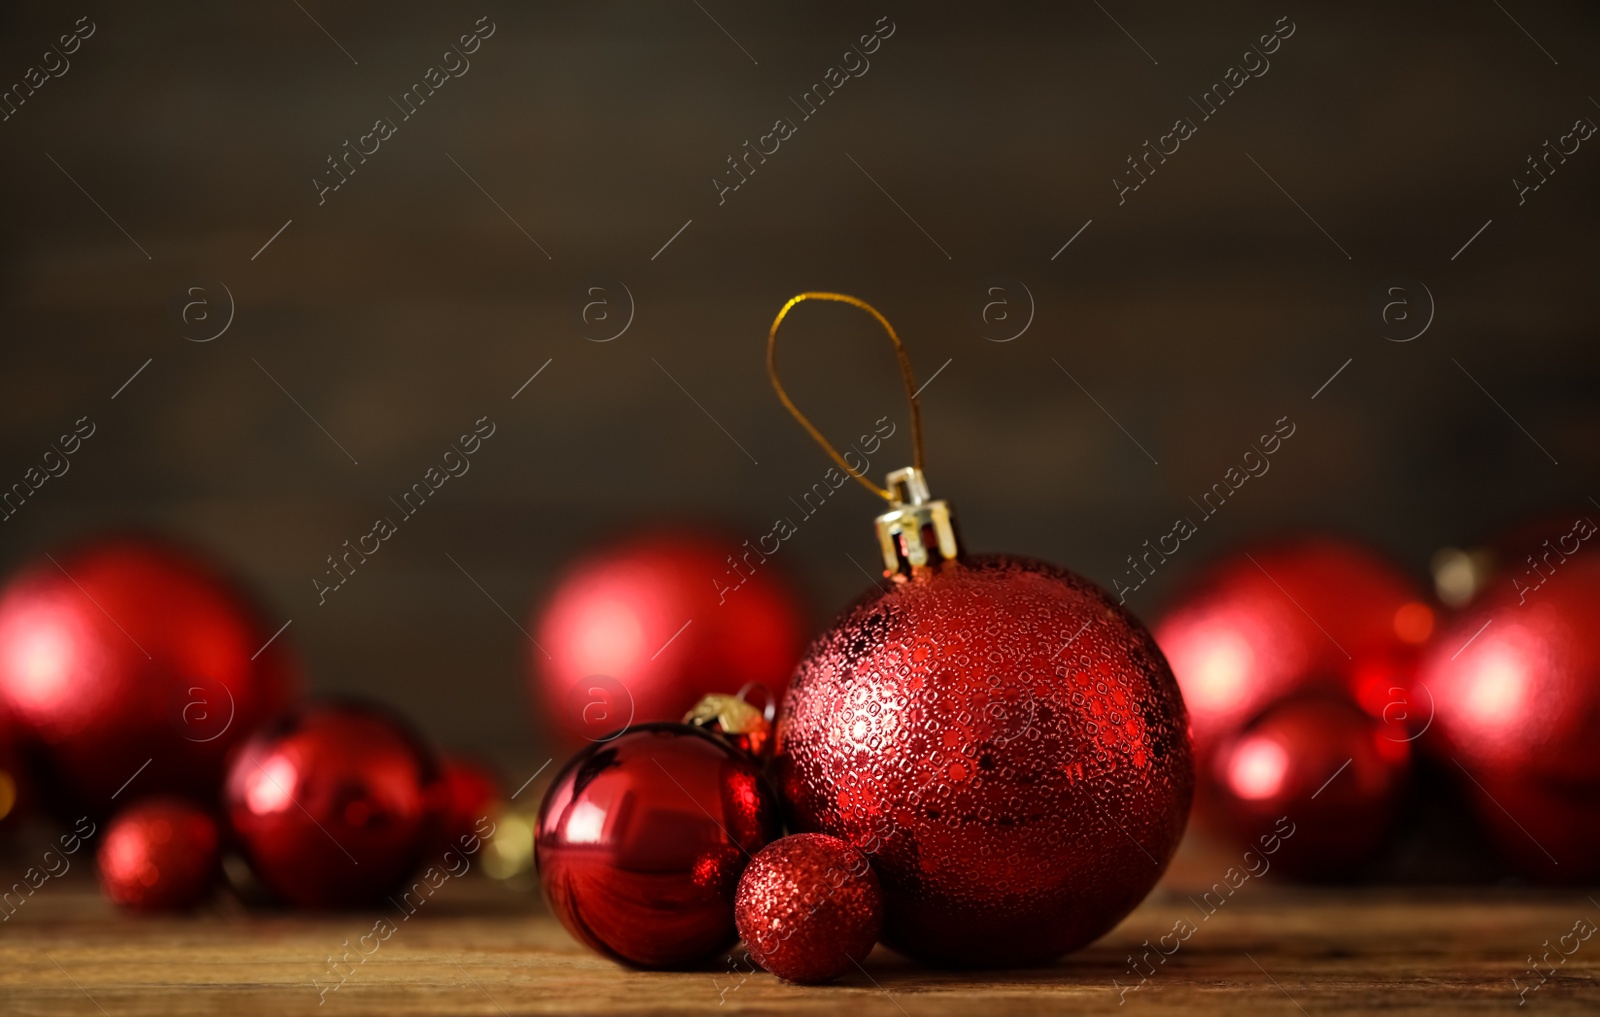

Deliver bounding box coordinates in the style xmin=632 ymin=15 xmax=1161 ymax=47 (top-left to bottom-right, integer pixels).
xmin=683 ymin=691 xmax=774 ymax=758
xmin=875 ymin=467 xmax=960 ymax=578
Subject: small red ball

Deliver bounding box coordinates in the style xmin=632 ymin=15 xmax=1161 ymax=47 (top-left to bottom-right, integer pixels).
xmin=0 ymin=537 xmax=298 ymax=815
xmin=224 ymin=701 xmax=439 ymax=908
xmin=531 ymin=531 xmax=805 ymax=745
xmin=735 ymin=833 xmax=883 ymax=984
xmin=98 ymin=797 xmax=220 ymax=910
xmin=1211 ymin=697 xmax=1410 ymax=876
xmin=537 ymin=724 xmax=781 ymax=968
xmin=431 ymin=753 xmax=502 ymax=854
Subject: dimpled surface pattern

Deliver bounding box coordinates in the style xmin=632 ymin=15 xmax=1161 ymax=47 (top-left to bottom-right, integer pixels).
xmin=775 ymin=554 xmax=1193 ymax=967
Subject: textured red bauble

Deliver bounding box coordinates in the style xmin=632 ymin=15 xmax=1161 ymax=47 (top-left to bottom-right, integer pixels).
xmin=777 ymin=554 xmax=1192 ymax=967
xmin=536 ymin=724 xmax=781 ymax=968
xmin=224 ymin=701 xmax=439 ymax=908
xmin=0 ymin=538 xmax=298 ymax=814
xmin=98 ymin=797 xmax=220 ymax=910
xmin=1155 ymin=538 xmax=1432 ymax=765
xmin=1211 ymin=697 xmax=1409 ymax=876
xmin=1420 ymin=547 xmax=1600 ymax=880
xmin=531 ymin=531 xmax=805 ymax=745
xmin=735 ymin=833 xmax=883 ymax=984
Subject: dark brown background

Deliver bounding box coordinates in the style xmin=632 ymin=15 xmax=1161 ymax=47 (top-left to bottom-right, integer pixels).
xmin=1 ymin=1 xmax=1596 ymax=773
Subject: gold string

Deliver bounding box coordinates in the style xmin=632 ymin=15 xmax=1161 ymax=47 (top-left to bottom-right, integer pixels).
xmin=766 ymin=292 xmax=924 ymax=503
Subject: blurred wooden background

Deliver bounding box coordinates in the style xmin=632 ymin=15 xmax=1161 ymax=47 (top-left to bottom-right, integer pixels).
xmin=0 ymin=1 xmax=1596 ymax=770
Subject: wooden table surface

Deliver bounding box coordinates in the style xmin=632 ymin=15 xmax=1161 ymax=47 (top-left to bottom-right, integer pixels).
xmin=2 ymin=876 xmax=1596 ymax=1016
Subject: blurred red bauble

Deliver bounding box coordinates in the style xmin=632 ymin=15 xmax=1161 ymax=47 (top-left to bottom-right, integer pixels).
xmin=777 ymin=552 xmax=1192 ymax=967
xmin=735 ymin=833 xmax=882 ymax=984
xmin=98 ymin=797 xmax=220 ymax=910
xmin=1461 ymin=771 xmax=1600 ymax=882
xmin=433 ymin=753 xmax=502 ymax=852
xmin=531 ymin=530 xmax=805 ymax=745
xmin=536 ymin=724 xmax=780 ymax=968
xmin=224 ymin=701 xmax=439 ymax=908
xmin=1420 ymin=547 xmax=1600 ymax=880
xmin=1156 ymin=538 xmax=1432 ymax=766
xmin=1212 ymin=697 xmax=1410 ymax=877
xmin=0 ymin=538 xmax=298 ymax=814
xmin=0 ymin=704 xmax=28 ymax=832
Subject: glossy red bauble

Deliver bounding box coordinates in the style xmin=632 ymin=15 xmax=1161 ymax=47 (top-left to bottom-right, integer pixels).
xmin=531 ymin=531 xmax=805 ymax=745
xmin=224 ymin=701 xmax=439 ymax=908
xmin=1212 ymin=697 xmax=1409 ymax=876
xmin=735 ymin=833 xmax=883 ymax=984
xmin=98 ymin=797 xmax=220 ymax=910
xmin=1156 ymin=538 xmax=1432 ymax=765
xmin=0 ymin=538 xmax=298 ymax=814
xmin=776 ymin=554 xmax=1192 ymax=967
xmin=537 ymin=724 xmax=781 ymax=968
xmin=1420 ymin=551 xmax=1600 ymax=880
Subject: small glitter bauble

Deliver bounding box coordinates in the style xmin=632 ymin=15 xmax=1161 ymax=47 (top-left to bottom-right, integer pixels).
xmin=224 ymin=701 xmax=439 ymax=908
xmin=776 ymin=554 xmax=1192 ymax=967
xmin=0 ymin=537 xmax=298 ymax=816
xmin=98 ymin=797 xmax=220 ymax=911
xmin=1212 ymin=696 xmax=1410 ymax=877
xmin=536 ymin=724 xmax=781 ymax=968
xmin=735 ymin=833 xmax=883 ymax=984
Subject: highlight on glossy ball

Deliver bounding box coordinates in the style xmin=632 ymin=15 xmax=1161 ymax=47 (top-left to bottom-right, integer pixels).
xmin=735 ymin=833 xmax=883 ymax=984
xmin=224 ymin=700 xmax=439 ymax=908
xmin=536 ymin=723 xmax=780 ymax=968
xmin=98 ymin=797 xmax=220 ymax=911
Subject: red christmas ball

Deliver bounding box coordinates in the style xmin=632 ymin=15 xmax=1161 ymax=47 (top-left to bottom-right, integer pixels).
xmin=776 ymin=553 xmax=1192 ymax=967
xmin=1211 ymin=697 xmax=1409 ymax=876
xmin=0 ymin=703 xmax=28 ymax=833
xmin=531 ymin=531 xmax=805 ymax=745
xmin=98 ymin=797 xmax=220 ymax=910
xmin=1156 ymin=538 xmax=1432 ymax=765
xmin=432 ymin=753 xmax=502 ymax=853
xmin=224 ymin=701 xmax=439 ymax=908
xmin=0 ymin=538 xmax=298 ymax=814
xmin=1460 ymin=771 xmax=1600 ymax=883
xmin=536 ymin=724 xmax=781 ymax=968
xmin=735 ymin=833 xmax=883 ymax=984
xmin=1420 ymin=547 xmax=1600 ymax=880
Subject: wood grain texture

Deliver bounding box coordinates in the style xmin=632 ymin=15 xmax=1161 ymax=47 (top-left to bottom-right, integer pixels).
xmin=2 ymin=880 xmax=1596 ymax=1015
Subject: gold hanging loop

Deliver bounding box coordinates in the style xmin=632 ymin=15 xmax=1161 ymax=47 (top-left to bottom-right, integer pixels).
xmin=766 ymin=292 xmax=925 ymax=502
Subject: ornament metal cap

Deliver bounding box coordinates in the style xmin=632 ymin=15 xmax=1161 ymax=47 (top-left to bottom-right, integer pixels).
xmin=875 ymin=467 xmax=960 ymax=578
xmin=683 ymin=690 xmax=774 ymax=758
